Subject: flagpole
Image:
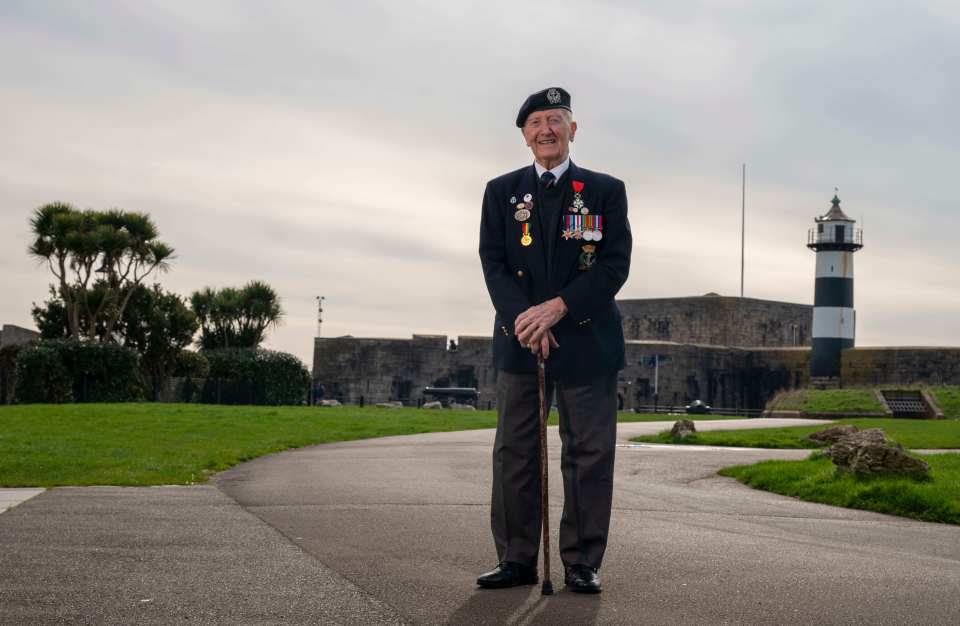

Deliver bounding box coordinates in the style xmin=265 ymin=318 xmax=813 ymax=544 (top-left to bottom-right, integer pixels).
xmin=740 ymin=163 xmax=746 ymax=298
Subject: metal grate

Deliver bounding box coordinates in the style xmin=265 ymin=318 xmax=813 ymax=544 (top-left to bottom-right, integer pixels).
xmin=880 ymin=390 xmax=929 ymax=418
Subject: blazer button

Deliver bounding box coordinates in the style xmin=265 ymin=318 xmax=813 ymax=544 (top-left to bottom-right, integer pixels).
xmin=516 ymin=270 xmax=524 ymax=278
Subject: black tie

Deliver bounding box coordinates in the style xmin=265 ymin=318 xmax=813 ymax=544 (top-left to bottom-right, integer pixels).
xmin=540 ymin=171 xmax=556 ymax=189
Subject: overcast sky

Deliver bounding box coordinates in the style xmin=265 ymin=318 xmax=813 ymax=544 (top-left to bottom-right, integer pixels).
xmin=2 ymin=1 xmax=958 ymax=365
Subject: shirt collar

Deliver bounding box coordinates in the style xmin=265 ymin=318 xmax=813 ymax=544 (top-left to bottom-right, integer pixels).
xmin=534 ymin=157 xmax=570 ymax=182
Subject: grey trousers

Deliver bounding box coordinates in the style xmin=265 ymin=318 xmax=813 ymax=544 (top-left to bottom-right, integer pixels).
xmin=490 ymin=370 xmax=618 ymax=570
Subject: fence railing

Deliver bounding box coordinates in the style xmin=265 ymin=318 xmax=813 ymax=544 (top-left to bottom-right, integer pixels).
xmin=632 ymin=405 xmax=764 ymax=418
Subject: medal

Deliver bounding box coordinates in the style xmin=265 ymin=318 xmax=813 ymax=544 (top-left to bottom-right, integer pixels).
xmin=571 ymin=180 xmax=589 ymax=214
xmin=520 ymin=223 xmax=532 ymax=246
xmin=523 ymin=193 xmax=532 ymax=202
xmin=583 ymin=215 xmax=594 ymax=240
xmin=594 ymin=215 xmax=603 ymax=240
xmin=514 ymin=208 xmax=531 ymax=222
xmin=510 ymin=196 xmax=517 ymax=204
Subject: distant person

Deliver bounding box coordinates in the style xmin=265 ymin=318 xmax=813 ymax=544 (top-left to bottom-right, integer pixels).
xmin=314 ymin=382 xmax=325 ymax=404
xmin=477 ymin=87 xmax=632 ymax=593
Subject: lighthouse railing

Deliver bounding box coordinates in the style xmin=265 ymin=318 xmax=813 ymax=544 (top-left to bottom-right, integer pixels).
xmin=807 ymin=228 xmax=863 ymax=247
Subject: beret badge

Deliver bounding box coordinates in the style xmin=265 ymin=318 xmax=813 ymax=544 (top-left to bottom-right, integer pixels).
xmin=547 ymin=88 xmax=561 ymax=104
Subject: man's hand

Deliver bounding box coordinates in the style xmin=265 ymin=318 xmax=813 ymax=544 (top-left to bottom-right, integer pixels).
xmin=515 ymin=297 xmax=568 ymax=347
xmin=527 ymin=329 xmax=560 ymax=360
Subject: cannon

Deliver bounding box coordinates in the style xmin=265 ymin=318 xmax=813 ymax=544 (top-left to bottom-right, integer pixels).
xmin=423 ymin=386 xmax=479 ymax=407
xmin=685 ymin=399 xmax=712 ymax=415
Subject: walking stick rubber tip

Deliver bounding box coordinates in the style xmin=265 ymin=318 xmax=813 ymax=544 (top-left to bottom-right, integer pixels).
xmin=541 ymin=580 xmax=554 ymax=595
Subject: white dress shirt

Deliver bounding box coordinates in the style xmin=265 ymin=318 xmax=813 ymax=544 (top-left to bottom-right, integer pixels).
xmin=534 ymin=157 xmax=570 ymax=182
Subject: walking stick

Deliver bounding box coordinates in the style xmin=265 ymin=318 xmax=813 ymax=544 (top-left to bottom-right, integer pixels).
xmin=537 ymin=354 xmax=553 ymax=595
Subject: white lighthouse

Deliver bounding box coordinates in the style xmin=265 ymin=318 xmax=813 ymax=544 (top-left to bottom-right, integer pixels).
xmin=807 ymin=193 xmax=863 ymax=380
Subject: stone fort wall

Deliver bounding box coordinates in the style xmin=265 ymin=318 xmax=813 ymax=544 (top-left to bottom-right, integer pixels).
xmin=619 ymin=295 xmax=812 ymax=347
xmin=0 ymin=324 xmax=39 ymax=347
xmin=312 ymin=297 xmax=958 ymax=410
xmin=842 ymin=347 xmax=960 ymax=387
xmin=312 ymin=332 xmax=815 ymax=410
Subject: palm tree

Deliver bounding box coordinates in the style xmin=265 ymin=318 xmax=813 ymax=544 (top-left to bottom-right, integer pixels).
xmin=28 ymin=202 xmax=174 ymax=342
xmin=191 ymin=281 xmax=284 ymax=350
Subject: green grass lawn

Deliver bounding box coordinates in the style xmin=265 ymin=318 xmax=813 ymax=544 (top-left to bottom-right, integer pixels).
xmin=769 ymin=388 xmax=885 ymax=413
xmin=932 ymin=387 xmax=960 ymax=418
xmin=632 ymin=418 xmax=960 ymax=449
xmin=719 ymin=453 xmax=960 ymax=525
xmin=769 ymin=386 xmax=960 ymax=418
xmin=0 ymin=403 xmax=734 ymax=487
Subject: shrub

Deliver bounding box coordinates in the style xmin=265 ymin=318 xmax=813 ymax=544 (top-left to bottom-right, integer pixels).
xmin=172 ymin=350 xmax=210 ymax=403
xmin=14 ymin=343 xmax=74 ymax=403
xmin=175 ymin=350 xmax=210 ymax=379
xmin=14 ymin=340 xmax=141 ymax=403
xmin=0 ymin=344 xmax=25 ymax=404
xmin=200 ymin=348 xmax=309 ymax=405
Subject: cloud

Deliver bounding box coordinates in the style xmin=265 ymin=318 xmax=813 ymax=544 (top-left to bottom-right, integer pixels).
xmin=2 ymin=1 xmax=958 ymax=366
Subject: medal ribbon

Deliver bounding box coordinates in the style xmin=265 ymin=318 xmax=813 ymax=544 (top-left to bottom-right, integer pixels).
xmin=522 ymin=223 xmax=530 ymax=237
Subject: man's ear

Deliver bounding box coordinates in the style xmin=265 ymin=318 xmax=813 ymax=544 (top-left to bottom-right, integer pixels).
xmin=570 ymin=120 xmax=578 ymax=142
xmin=521 ymin=129 xmax=531 ymax=147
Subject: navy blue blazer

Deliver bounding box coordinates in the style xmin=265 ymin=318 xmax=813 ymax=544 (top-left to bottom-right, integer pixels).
xmin=479 ymin=161 xmax=632 ymax=382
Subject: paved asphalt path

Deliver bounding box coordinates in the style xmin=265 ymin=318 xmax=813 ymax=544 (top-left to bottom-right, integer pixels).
xmin=0 ymin=485 xmax=402 ymax=625
xmin=3 ymin=418 xmax=959 ymax=625
xmin=215 ymin=419 xmax=960 ymax=625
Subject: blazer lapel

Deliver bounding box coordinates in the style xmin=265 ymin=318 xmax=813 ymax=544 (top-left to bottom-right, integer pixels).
xmin=551 ymin=161 xmax=585 ymax=293
xmin=516 ymin=165 xmax=547 ymax=291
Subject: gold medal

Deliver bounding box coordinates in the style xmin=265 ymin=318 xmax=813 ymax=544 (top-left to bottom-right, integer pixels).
xmin=520 ymin=223 xmax=532 ymax=246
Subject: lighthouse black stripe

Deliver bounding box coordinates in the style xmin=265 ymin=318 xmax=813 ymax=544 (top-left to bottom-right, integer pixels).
xmin=810 ymin=337 xmax=855 ymax=378
xmin=814 ymin=277 xmax=854 ymax=308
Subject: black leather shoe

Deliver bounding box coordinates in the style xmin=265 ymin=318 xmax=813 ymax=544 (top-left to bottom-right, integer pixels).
xmin=476 ymin=562 xmax=538 ymax=589
xmin=565 ymin=564 xmax=602 ymax=594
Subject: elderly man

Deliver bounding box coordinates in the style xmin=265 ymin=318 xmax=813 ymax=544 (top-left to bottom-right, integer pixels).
xmin=477 ymin=87 xmax=631 ymax=593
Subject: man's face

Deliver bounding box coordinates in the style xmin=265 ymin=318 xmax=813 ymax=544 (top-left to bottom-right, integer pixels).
xmin=521 ymin=109 xmax=577 ymax=165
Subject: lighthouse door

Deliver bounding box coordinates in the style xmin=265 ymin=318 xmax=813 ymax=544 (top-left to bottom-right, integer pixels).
xmin=834 ymin=224 xmax=845 ymax=243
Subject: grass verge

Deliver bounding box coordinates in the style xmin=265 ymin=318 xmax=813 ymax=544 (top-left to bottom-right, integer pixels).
xmin=931 ymin=387 xmax=960 ymax=419
xmin=768 ymin=388 xmax=885 ymax=413
xmin=719 ymin=453 xmax=960 ymax=525
xmin=632 ymin=418 xmax=960 ymax=449
xmin=0 ymin=403 xmax=734 ymax=487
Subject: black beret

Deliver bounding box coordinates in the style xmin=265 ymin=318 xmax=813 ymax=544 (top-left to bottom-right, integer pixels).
xmin=516 ymin=87 xmax=572 ymax=127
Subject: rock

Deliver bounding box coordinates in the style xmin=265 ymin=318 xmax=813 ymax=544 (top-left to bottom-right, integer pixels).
xmin=807 ymin=424 xmax=858 ymax=445
xmin=448 ymin=402 xmax=476 ymax=411
xmin=317 ymin=399 xmax=341 ymax=407
xmin=375 ymin=401 xmax=404 ymax=409
xmin=670 ymin=419 xmax=696 ymax=439
xmin=826 ymin=428 xmax=929 ymax=478
xmin=422 ymin=401 xmax=443 ymax=409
